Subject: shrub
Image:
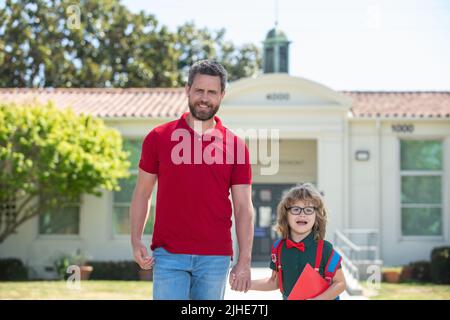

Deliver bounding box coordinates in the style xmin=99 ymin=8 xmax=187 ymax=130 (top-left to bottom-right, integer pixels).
xmin=0 ymin=258 xmax=28 ymax=281
xmin=87 ymin=261 xmax=140 ymax=280
xmin=408 ymin=260 xmax=431 ymax=283
xmin=400 ymin=265 xmax=413 ymax=282
xmin=431 ymin=246 xmax=450 ymax=284
xmin=53 ymin=250 xmax=91 ymax=280
xmin=53 ymin=254 xmax=72 ymax=280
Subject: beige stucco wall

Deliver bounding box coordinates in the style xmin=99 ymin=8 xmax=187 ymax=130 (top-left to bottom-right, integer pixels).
xmin=349 ymin=119 xmax=450 ymax=266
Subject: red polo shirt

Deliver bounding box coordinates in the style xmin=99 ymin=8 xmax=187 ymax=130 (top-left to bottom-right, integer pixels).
xmin=139 ymin=112 xmax=252 ymax=256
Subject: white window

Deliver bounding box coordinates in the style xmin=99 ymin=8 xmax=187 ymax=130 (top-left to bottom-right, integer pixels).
xmin=400 ymin=140 xmax=443 ymax=237
xmin=39 ymin=201 xmax=80 ymax=235
xmin=113 ymin=139 xmax=155 ymax=236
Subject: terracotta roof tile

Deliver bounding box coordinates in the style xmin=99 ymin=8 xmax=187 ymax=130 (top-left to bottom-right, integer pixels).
xmin=341 ymin=91 xmax=450 ymax=118
xmin=1 ymin=88 xmax=449 ymax=119
xmin=0 ymin=88 xmax=188 ymax=118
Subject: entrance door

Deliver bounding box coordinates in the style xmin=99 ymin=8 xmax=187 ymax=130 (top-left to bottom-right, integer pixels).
xmin=251 ymin=184 xmax=295 ymax=261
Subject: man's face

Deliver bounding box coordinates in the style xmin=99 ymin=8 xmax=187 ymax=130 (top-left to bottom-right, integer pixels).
xmin=186 ymin=74 xmax=225 ymax=121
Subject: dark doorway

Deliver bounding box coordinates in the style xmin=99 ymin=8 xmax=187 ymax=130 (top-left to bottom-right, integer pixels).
xmin=251 ymin=183 xmax=295 ymax=261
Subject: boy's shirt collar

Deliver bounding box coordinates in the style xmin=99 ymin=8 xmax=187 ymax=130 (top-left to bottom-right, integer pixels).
xmin=287 ymin=231 xmax=315 ymax=249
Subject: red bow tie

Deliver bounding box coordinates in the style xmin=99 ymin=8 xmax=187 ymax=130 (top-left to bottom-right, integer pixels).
xmin=286 ymin=239 xmax=305 ymax=252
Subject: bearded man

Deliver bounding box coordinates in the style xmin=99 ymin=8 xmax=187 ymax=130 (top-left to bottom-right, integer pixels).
xmin=130 ymin=60 xmax=254 ymax=300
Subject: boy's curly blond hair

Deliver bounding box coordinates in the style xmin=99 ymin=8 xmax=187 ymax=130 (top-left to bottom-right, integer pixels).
xmin=274 ymin=183 xmax=328 ymax=241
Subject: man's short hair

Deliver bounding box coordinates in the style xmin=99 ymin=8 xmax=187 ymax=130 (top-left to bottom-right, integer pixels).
xmin=187 ymin=60 xmax=227 ymax=92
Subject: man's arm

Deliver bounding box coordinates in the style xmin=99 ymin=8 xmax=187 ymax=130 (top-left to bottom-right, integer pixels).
xmin=229 ymin=184 xmax=254 ymax=292
xmin=130 ymin=168 xmax=157 ymax=270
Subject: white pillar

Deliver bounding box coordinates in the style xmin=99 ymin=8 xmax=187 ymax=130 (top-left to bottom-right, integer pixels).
xmin=317 ymin=134 xmax=345 ymax=240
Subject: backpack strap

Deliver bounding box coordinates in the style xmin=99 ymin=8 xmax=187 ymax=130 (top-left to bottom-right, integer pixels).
xmin=314 ymin=239 xmax=324 ymax=272
xmin=271 ymin=239 xmax=285 ymax=294
xmin=324 ymin=249 xmax=342 ymax=283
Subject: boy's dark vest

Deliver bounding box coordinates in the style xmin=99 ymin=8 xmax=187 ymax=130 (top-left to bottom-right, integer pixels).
xmin=271 ymin=239 xmax=342 ymax=297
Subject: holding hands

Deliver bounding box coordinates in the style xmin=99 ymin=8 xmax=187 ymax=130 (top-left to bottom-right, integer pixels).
xmin=229 ymin=261 xmax=251 ymax=292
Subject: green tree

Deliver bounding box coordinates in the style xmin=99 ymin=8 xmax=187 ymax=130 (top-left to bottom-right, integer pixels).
xmin=0 ymin=0 xmax=261 ymax=88
xmin=218 ymin=42 xmax=262 ymax=82
xmin=175 ymin=22 xmax=262 ymax=83
xmin=0 ymin=102 xmax=130 ymax=243
xmin=0 ymin=0 xmax=181 ymax=87
xmin=175 ymin=22 xmax=224 ymax=80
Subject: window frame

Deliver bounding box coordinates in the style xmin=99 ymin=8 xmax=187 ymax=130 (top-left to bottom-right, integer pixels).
xmin=111 ymin=137 xmax=156 ymax=240
xmin=397 ymin=137 xmax=447 ymax=241
xmin=36 ymin=198 xmax=82 ymax=240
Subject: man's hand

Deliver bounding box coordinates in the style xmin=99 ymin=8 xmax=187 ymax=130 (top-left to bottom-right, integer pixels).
xmin=229 ymin=261 xmax=251 ymax=292
xmin=230 ymin=184 xmax=253 ymax=293
xmin=130 ymin=170 xmax=157 ymax=270
xmin=132 ymin=240 xmax=154 ymax=270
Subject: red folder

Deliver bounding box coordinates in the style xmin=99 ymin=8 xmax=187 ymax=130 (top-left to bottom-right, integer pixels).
xmin=287 ymin=263 xmax=330 ymax=300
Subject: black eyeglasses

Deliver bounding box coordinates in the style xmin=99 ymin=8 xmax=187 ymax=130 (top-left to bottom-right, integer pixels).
xmin=286 ymin=206 xmax=316 ymax=215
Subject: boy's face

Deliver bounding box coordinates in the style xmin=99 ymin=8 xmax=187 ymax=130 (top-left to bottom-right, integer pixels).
xmin=287 ymin=199 xmax=316 ymax=237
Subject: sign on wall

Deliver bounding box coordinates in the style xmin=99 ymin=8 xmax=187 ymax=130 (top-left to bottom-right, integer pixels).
xmin=391 ymin=124 xmax=414 ymax=133
xmin=266 ymin=93 xmax=290 ymax=101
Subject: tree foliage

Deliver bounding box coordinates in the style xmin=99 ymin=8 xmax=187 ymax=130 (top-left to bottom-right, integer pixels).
xmin=0 ymin=101 xmax=130 ymax=242
xmin=0 ymin=0 xmax=262 ymax=88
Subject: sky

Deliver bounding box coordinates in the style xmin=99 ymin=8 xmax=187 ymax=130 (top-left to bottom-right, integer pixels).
xmin=122 ymin=0 xmax=450 ymax=91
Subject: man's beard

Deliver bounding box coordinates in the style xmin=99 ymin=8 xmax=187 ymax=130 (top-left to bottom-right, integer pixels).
xmin=188 ymin=98 xmax=220 ymax=121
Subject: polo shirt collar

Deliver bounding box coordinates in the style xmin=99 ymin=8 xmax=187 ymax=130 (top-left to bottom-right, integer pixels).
xmin=179 ymin=112 xmax=225 ymax=138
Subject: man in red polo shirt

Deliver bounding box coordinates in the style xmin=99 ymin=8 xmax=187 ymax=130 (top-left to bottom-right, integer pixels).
xmin=130 ymin=60 xmax=254 ymax=300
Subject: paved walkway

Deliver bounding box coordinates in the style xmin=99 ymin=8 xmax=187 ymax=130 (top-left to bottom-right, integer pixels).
xmin=224 ymin=267 xmax=368 ymax=300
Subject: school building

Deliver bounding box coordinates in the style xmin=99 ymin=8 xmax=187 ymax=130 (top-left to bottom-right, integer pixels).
xmin=1 ymin=28 xmax=449 ymax=286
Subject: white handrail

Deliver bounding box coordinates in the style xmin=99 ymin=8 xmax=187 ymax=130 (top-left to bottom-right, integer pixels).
xmin=335 ymin=247 xmax=358 ymax=276
xmin=334 ymin=247 xmax=362 ymax=293
xmin=334 ymin=230 xmax=362 ymax=251
xmin=334 ymin=229 xmax=382 ymax=295
xmin=343 ymin=229 xmax=379 ymax=234
xmin=335 ymin=229 xmax=380 ymax=261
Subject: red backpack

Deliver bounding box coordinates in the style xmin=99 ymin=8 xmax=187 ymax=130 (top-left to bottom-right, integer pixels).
xmin=271 ymin=238 xmax=342 ymax=295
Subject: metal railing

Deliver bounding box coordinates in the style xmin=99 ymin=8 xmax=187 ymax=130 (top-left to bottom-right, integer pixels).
xmin=333 ymin=229 xmax=382 ymax=295
xmin=334 ymin=229 xmax=380 ymax=262
xmin=334 ymin=246 xmax=361 ymax=293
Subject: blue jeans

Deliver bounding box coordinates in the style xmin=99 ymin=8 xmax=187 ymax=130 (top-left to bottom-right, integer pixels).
xmin=152 ymin=247 xmax=231 ymax=300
